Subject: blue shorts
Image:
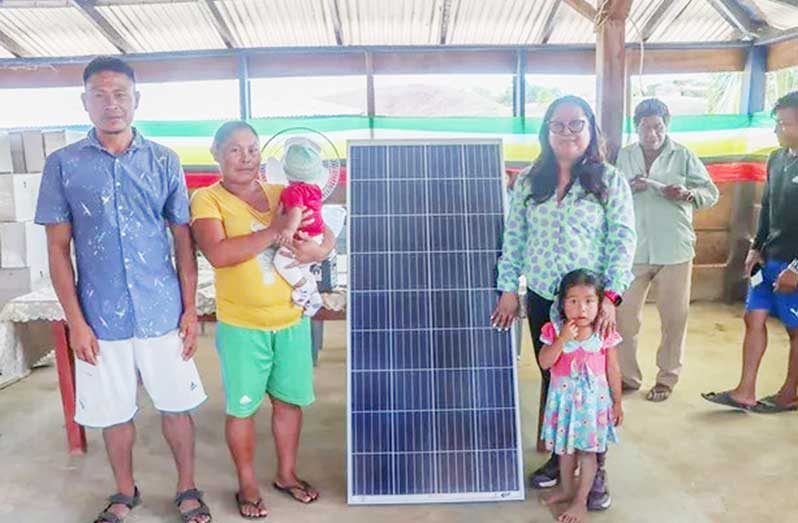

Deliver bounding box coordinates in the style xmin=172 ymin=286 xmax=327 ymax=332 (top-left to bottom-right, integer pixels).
xmin=745 ymin=259 xmax=798 ymax=329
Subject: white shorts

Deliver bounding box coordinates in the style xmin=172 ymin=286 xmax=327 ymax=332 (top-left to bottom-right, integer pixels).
xmin=74 ymin=330 xmax=207 ymax=428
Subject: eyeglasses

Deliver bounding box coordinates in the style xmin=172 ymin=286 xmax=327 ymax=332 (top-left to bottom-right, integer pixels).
xmin=547 ymin=119 xmax=587 ymax=135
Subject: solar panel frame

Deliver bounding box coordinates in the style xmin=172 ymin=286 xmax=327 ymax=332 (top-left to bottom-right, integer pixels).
xmin=346 ymin=139 xmax=524 ymax=505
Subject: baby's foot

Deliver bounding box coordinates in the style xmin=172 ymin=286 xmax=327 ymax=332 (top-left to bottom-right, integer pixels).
xmin=557 ymin=500 xmax=588 ymax=523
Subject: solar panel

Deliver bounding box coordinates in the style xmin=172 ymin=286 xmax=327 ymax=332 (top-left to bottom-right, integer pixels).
xmin=346 ymin=140 xmax=524 ymax=504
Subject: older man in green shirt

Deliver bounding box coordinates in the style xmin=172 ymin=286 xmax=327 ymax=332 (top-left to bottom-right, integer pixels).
xmin=615 ymin=99 xmax=719 ymax=402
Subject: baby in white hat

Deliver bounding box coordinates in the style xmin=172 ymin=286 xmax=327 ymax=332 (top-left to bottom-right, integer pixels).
xmin=273 ymin=138 xmax=327 ymax=316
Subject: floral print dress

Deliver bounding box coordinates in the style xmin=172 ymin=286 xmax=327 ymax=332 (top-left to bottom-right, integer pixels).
xmin=539 ymin=322 xmax=621 ymax=455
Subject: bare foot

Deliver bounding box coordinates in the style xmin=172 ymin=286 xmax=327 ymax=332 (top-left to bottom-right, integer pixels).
xmin=236 ymin=483 xmax=268 ymax=518
xmin=542 ymin=489 xmax=573 ymax=506
xmin=274 ymin=474 xmax=319 ymax=503
xmin=729 ymin=389 xmax=757 ymax=407
xmin=557 ymin=500 xmax=588 ymax=523
xmin=773 ymin=389 xmax=798 ymax=408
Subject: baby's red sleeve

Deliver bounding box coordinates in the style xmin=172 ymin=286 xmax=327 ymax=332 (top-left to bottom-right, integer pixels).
xmin=280 ymin=185 xmax=305 ymax=208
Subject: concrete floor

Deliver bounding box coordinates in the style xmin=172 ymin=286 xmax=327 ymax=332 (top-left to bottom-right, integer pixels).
xmin=1 ymin=303 xmax=797 ymax=523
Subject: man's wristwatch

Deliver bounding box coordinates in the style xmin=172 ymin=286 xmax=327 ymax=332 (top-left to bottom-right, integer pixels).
xmin=604 ymin=290 xmax=623 ymax=307
xmin=788 ymin=259 xmax=798 ymax=275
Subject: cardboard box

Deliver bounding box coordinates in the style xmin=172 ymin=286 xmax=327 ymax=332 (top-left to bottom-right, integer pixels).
xmin=0 ymin=221 xmax=47 ymax=269
xmin=42 ymin=129 xmax=84 ymax=158
xmin=0 ymin=266 xmax=48 ymax=296
xmin=22 ymin=130 xmax=45 ymax=173
xmin=0 ymin=132 xmax=13 ymax=174
xmin=9 ymin=132 xmax=26 ymax=174
xmin=0 ymin=173 xmax=42 ymax=222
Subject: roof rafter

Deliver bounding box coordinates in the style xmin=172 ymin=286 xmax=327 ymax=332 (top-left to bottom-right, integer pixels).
xmin=70 ymin=0 xmax=136 ymax=54
xmin=538 ymin=0 xmax=562 ymax=44
xmin=707 ymin=0 xmax=769 ymax=37
xmin=640 ymin=0 xmax=678 ymax=41
xmin=439 ymin=0 xmax=452 ymax=45
xmin=201 ymin=0 xmax=236 ymax=49
xmin=330 ymin=0 xmax=344 ymax=46
xmin=563 ymin=0 xmax=597 ymax=22
xmin=0 ymin=26 xmax=28 ymax=57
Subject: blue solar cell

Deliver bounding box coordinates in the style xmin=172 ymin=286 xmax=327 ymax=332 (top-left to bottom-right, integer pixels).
xmin=427 ymin=180 xmax=466 ymax=214
xmin=348 ymin=141 xmax=523 ymax=504
xmin=351 ymin=181 xmax=389 ymax=215
xmin=350 ymin=331 xmax=390 ymax=371
xmin=392 ymin=330 xmax=432 ymax=370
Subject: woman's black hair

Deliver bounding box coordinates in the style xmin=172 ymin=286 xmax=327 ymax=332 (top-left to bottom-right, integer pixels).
xmin=525 ymin=95 xmax=608 ymax=206
xmin=556 ymin=269 xmax=605 ymax=320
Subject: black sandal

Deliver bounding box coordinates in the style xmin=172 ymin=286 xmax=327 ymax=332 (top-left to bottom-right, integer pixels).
xmin=272 ymin=480 xmax=318 ymax=504
xmin=174 ymin=488 xmax=212 ymax=523
xmin=94 ymin=487 xmax=141 ymax=523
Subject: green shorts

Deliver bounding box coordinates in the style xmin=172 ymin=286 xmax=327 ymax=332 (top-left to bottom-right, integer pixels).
xmin=216 ymin=318 xmax=315 ymax=417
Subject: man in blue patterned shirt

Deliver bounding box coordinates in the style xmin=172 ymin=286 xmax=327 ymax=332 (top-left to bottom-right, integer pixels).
xmin=35 ymin=57 xmax=211 ymax=523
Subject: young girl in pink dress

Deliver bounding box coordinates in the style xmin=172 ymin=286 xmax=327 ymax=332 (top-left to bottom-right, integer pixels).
xmin=539 ymin=269 xmax=624 ymax=523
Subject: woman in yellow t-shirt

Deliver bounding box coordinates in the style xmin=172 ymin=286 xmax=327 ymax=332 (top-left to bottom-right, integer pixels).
xmin=191 ymin=121 xmax=333 ymax=517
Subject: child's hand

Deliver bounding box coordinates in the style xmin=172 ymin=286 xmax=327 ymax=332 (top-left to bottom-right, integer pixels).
xmin=612 ymin=403 xmax=624 ymax=427
xmin=558 ymin=320 xmax=578 ymax=342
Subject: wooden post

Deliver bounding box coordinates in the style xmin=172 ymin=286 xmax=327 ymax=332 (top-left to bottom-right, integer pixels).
xmin=724 ymin=45 xmax=767 ymax=302
xmin=595 ymin=0 xmax=632 ymax=163
xmin=52 ymin=321 xmax=87 ymax=454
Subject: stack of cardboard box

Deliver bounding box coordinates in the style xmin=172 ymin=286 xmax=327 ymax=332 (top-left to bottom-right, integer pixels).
xmin=0 ymin=129 xmax=82 ymax=306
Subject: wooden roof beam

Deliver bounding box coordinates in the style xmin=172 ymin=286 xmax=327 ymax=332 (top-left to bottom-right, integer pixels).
xmin=201 ymin=0 xmax=236 ymax=49
xmin=597 ymin=0 xmax=633 ymax=21
xmin=639 ymin=0 xmax=678 ymax=41
xmin=538 ymin=0 xmax=562 ymax=44
xmin=707 ymin=0 xmax=769 ymax=38
xmin=439 ymin=0 xmax=453 ymax=45
xmin=563 ymin=0 xmax=597 ymax=22
xmin=71 ymin=0 xmax=137 ymax=54
xmin=0 ymin=27 xmax=28 ymax=58
xmin=330 ymin=0 xmax=344 ymax=46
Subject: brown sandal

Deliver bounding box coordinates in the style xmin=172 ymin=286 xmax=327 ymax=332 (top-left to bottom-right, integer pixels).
xmin=235 ymin=493 xmax=268 ymax=519
xmin=646 ymin=383 xmax=672 ymax=402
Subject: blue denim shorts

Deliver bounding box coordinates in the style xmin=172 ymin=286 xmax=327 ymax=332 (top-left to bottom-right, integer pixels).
xmin=745 ymin=259 xmax=798 ymax=329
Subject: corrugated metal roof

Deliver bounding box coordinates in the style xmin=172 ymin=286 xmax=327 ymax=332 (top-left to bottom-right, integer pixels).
xmin=96 ymin=0 xmax=226 ymax=53
xmin=0 ymin=46 xmax=14 ymax=59
xmin=756 ymin=0 xmax=798 ymax=31
xmin=338 ymin=0 xmax=441 ymax=46
xmin=547 ymin=0 xmax=596 ymax=45
xmin=627 ymin=0 xmax=693 ymax=41
xmin=0 ymin=0 xmax=796 ymax=58
xmin=0 ymin=5 xmax=119 ymax=57
xmin=445 ymin=0 xmax=559 ymax=45
xmin=214 ymin=0 xmax=337 ymax=47
xmin=648 ymin=0 xmax=737 ymax=42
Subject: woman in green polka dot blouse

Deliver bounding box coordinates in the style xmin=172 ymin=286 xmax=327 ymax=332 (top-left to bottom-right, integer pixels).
xmin=491 ymin=95 xmax=636 ymax=508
